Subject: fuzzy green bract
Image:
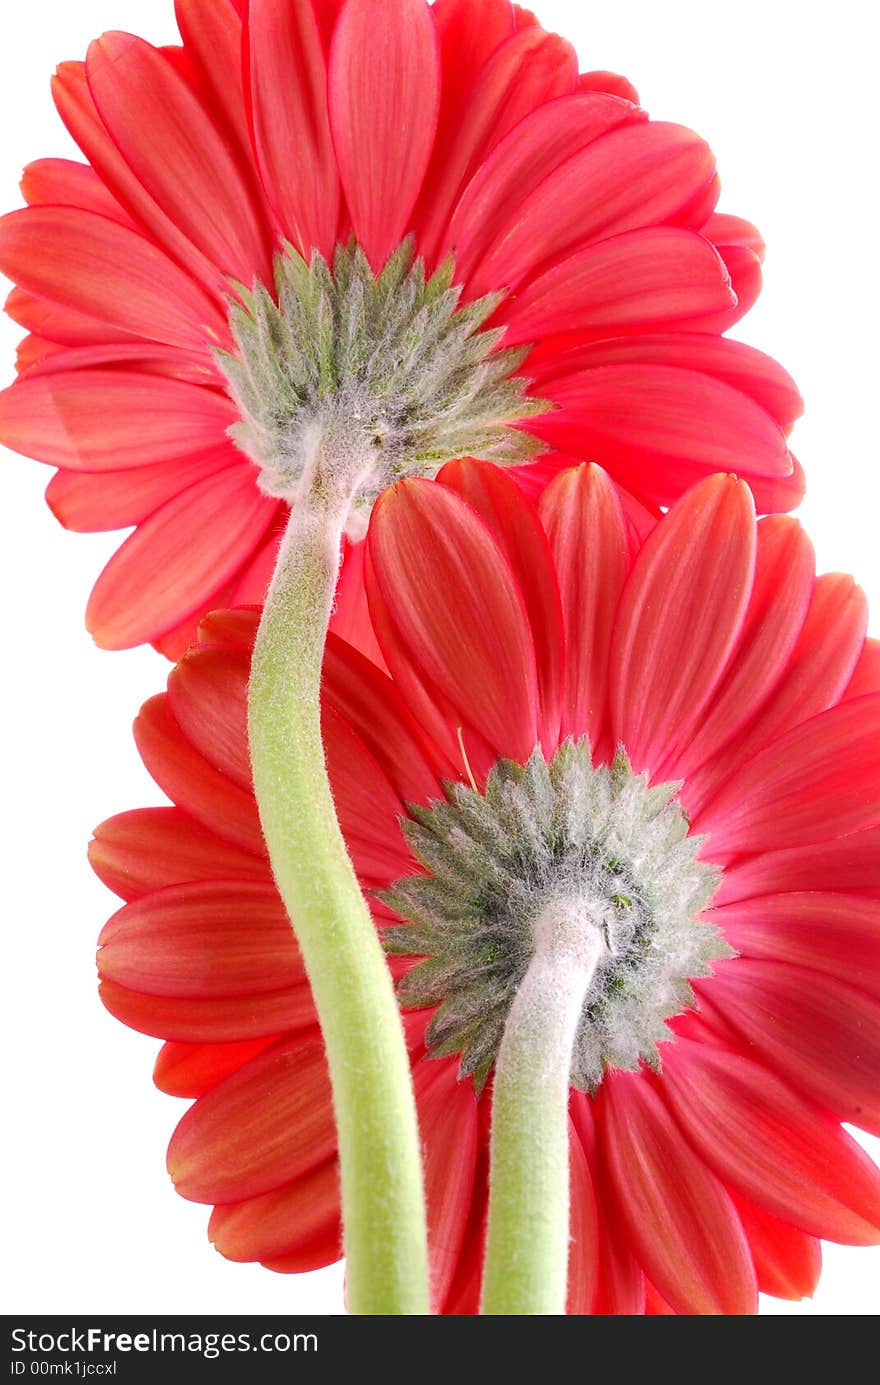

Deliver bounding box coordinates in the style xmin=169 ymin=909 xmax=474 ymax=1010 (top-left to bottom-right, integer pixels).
xmin=218 ymin=239 xmax=547 ymax=533
xmin=384 ymin=742 xmax=729 ymax=1093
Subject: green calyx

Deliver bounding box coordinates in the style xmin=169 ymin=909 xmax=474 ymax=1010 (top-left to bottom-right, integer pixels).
xmin=218 ymin=239 xmax=548 ymax=533
xmin=383 ymin=742 xmax=729 ymax=1094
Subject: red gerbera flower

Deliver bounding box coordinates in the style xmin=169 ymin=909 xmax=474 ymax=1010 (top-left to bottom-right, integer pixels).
xmin=0 ymin=0 xmax=802 ymax=655
xmin=92 ymin=460 xmax=880 ymax=1314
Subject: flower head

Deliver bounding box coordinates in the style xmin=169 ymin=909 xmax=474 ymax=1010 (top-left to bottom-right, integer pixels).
xmin=92 ymin=460 xmax=880 ymax=1314
xmin=0 ymin=0 xmax=802 ymax=653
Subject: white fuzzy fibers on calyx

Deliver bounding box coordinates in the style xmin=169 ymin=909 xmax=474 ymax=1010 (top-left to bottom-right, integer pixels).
xmin=384 ymin=742 xmax=729 ymax=1092
xmin=217 ymin=239 xmax=547 ymax=535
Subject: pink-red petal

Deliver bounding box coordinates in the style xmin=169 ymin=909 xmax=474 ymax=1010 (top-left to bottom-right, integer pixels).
xmin=0 ymin=369 xmax=235 ymax=471
xmin=413 ymin=1059 xmax=478 ymax=1312
xmin=538 ymin=463 xmax=630 ymax=749
xmin=86 ymin=32 xmax=271 ymax=285
xmin=86 ymin=465 xmax=276 ymax=648
xmin=499 ymin=228 xmax=734 ymax=346
xmin=134 ymin=694 xmax=264 ymax=856
xmin=89 ymin=806 xmax=267 ymax=902
xmin=465 ymin=121 xmax=718 ymax=299
xmin=167 ymin=1034 xmax=336 ymax=1203
xmin=45 ymin=449 xmax=232 ymax=533
xmin=717 ymin=892 xmax=880 ymax=998
xmin=437 ymin=458 xmax=565 ymax=751
xmin=209 ymin=1159 xmax=342 ymax=1270
xmin=661 ymin=1038 xmax=880 ymax=1244
xmin=153 ymin=1035 xmax=282 ymax=1098
xmin=244 ymin=0 xmax=339 ymax=257
xmin=528 ymin=365 xmax=792 ymax=505
xmin=730 ymin=1191 xmax=821 ymax=1302
xmin=666 ymin=516 xmax=814 ymax=782
xmin=610 ymin=474 xmax=756 ymax=774
xmin=168 ymin=645 xmax=251 ymax=790
xmin=704 ymin=959 xmax=880 ymax=1136
xmin=98 ymin=879 xmax=303 ymax=999
xmin=598 ymin=1072 xmax=757 ymax=1315
xmin=685 ymin=573 xmax=867 ymax=816
xmin=328 ymin=0 xmax=440 ymax=269
xmin=368 ymin=478 xmax=540 ymax=762
xmin=0 ymin=206 xmax=226 ymax=351
xmin=695 ymin=695 xmax=880 ymax=859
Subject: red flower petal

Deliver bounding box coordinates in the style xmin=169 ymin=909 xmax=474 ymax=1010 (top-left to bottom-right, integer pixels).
xmin=52 ymin=60 xmax=225 ymax=298
xmin=368 ymin=478 xmax=540 ymax=762
xmin=747 ymin=455 xmax=806 ymax=515
xmin=718 ymin=827 xmax=880 ymax=905
xmin=45 ymin=450 xmax=232 ymax=533
xmin=321 ymin=704 xmax=415 ymax=889
xmin=717 ymin=892 xmax=880 ymax=998
xmin=245 ymin=0 xmax=339 ymax=258
xmin=100 ymin=977 xmax=316 ymax=1045
xmin=465 ymin=121 xmax=718 ymax=298
xmin=20 ymin=156 xmax=132 ymax=224
xmin=209 ymin=1159 xmax=341 ymax=1270
xmin=579 ymin=69 xmax=640 ymax=104
xmin=153 ymin=1035 xmax=281 ymax=1098
xmin=364 ymin=539 xmax=475 ymax=771
xmin=328 ymin=0 xmax=440 ymax=269
xmin=566 ymin=1119 xmax=600 ymax=1315
xmin=168 ymin=645 xmax=251 ymax=790
xmin=86 ymin=32 xmax=271 ymax=285
xmin=703 ymin=212 xmax=765 ymax=261
xmin=695 ymin=695 xmax=880 ymax=859
xmin=89 ymin=806 xmax=268 ymax=902
xmin=195 ymin=607 xmax=260 ymax=654
xmin=572 ymin=1092 xmax=646 ymax=1314
xmin=730 ymin=1191 xmax=821 ymax=1302
xmin=416 ymin=24 xmax=576 ymax=264
xmin=644 ymin=1281 xmax=675 ymax=1315
xmin=667 ymin=516 xmax=814 ymax=782
xmin=439 ymin=1123 xmax=490 ymax=1315
xmin=86 ymin=465 xmax=277 ymax=649
xmin=438 ymin=459 xmax=565 ymax=751
xmin=599 ymin=1072 xmax=757 ymax=1315
xmin=175 ymin=0 xmax=255 ymax=173
xmin=529 ymin=365 xmax=792 ymax=505
xmin=704 ymin=959 xmax=880 ymax=1136
xmin=441 ymin=90 xmax=641 ymax=283
xmin=98 ymin=880 xmax=304 ymax=999
xmin=413 ymin=1060 xmax=478 ymax=1313
xmin=610 ymin=475 xmax=756 ymax=774
xmin=661 ymin=1038 xmax=880 ymax=1244
xmin=134 ymin=694 xmax=264 ymax=856
xmin=538 ymin=464 xmax=630 ymax=749
xmin=844 ymin=637 xmax=880 ymax=702
xmin=686 ymin=573 xmax=867 ymax=816
xmin=500 ymin=228 xmax=735 ymax=346
xmin=323 ymin=633 xmax=448 ymax=804
xmin=527 ymin=333 xmax=803 ymax=432
xmin=167 ymin=1034 xmax=336 ymax=1203
xmin=432 ymin=0 xmax=514 ymax=74
xmin=6 ymin=289 xmax=128 ymax=350
xmin=329 ymin=537 xmax=387 ymax=667
xmin=0 ymin=369 xmax=235 ymax=470
xmin=0 ymin=207 xmax=226 ymax=352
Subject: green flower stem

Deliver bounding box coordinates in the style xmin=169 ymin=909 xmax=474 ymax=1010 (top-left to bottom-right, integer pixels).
xmin=481 ymin=901 xmax=606 ymax=1315
xmin=248 ymin=477 xmax=429 ymax=1316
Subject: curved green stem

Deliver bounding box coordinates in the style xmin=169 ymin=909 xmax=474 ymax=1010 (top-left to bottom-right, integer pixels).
xmin=248 ymin=482 xmax=429 ymax=1316
xmin=481 ymin=901 xmax=605 ymax=1315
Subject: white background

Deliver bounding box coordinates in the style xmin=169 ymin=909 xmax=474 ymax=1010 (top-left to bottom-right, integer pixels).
xmin=1 ymin=0 xmax=878 ymax=1316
